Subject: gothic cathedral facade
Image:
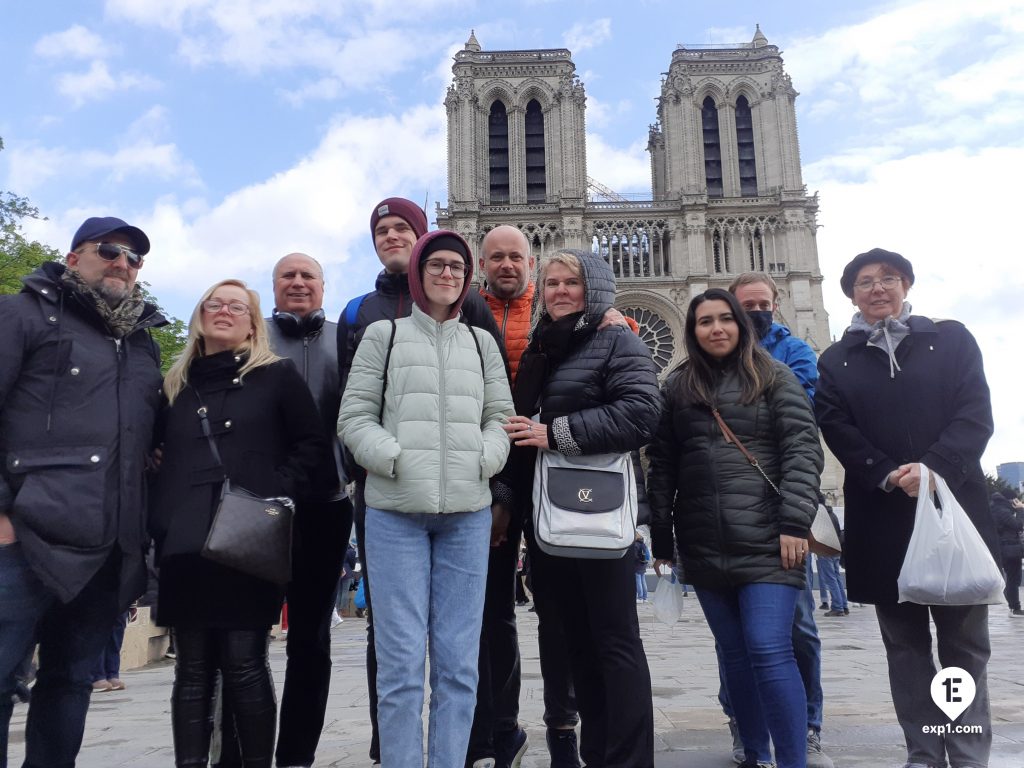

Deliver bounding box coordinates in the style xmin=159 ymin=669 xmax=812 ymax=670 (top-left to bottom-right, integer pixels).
xmin=437 ymin=28 xmax=842 ymax=499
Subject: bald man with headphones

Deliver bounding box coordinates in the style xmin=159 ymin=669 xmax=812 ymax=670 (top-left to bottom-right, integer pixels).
xmin=219 ymin=253 xmax=352 ymax=768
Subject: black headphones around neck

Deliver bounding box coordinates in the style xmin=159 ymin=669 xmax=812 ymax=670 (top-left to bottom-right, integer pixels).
xmin=272 ymin=308 xmax=326 ymax=338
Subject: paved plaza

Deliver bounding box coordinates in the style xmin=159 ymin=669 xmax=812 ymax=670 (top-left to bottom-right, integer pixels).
xmin=8 ymin=598 xmax=1024 ymax=767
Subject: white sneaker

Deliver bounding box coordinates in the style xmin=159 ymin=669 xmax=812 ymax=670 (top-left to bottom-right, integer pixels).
xmin=330 ymin=610 xmax=343 ymax=629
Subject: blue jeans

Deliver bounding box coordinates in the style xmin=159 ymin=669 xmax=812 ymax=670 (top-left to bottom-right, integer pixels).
xmin=90 ymin=610 xmax=129 ymax=682
xmin=719 ymin=561 xmax=823 ymax=736
xmin=635 ymin=572 xmax=648 ymax=600
xmin=0 ymin=543 xmax=120 ymax=768
xmin=365 ymin=507 xmax=491 ymax=768
xmin=698 ymin=583 xmax=807 ymax=768
xmin=816 ymin=555 xmax=847 ymax=612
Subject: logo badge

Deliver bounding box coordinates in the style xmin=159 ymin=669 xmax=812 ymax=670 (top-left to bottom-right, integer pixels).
xmin=578 ymin=488 xmax=593 ymax=503
xmin=931 ymin=666 xmax=976 ymax=721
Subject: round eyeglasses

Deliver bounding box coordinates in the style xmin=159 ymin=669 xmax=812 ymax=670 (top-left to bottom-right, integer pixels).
xmin=423 ymin=259 xmax=467 ymax=278
xmin=202 ymin=299 xmax=250 ymax=316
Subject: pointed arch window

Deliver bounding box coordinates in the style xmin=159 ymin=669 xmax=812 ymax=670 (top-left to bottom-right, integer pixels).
xmin=735 ymin=95 xmax=758 ymax=196
xmin=488 ymin=101 xmax=510 ymax=204
xmin=748 ymin=227 xmax=765 ymax=271
xmin=525 ymin=99 xmax=546 ymax=203
xmin=701 ymin=96 xmax=723 ymax=198
xmin=712 ymin=229 xmax=730 ymax=273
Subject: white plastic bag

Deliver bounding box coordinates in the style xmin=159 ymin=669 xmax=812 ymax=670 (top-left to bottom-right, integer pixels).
xmin=651 ymin=574 xmax=686 ymax=626
xmin=897 ymin=465 xmax=1004 ymax=605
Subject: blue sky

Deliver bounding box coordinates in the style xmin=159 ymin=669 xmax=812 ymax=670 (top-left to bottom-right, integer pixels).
xmin=3 ymin=0 xmax=1023 ymax=471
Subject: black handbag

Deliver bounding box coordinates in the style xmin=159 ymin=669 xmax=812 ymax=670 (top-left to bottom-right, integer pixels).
xmin=194 ymin=392 xmax=295 ymax=585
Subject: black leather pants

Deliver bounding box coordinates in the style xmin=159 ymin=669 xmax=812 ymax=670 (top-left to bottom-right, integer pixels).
xmin=171 ymin=627 xmax=276 ymax=767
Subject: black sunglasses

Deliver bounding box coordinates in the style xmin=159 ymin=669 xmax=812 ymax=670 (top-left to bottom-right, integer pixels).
xmin=87 ymin=242 xmax=144 ymax=269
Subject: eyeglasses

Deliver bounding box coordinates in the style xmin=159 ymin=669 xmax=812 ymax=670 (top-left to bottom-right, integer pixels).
xmin=83 ymin=242 xmax=144 ymax=269
xmin=202 ymin=299 xmax=250 ymax=316
xmin=424 ymin=259 xmax=467 ymax=278
xmin=853 ymin=275 xmax=902 ymax=292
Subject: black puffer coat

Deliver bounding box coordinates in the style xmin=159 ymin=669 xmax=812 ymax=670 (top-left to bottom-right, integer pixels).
xmin=496 ymin=251 xmax=661 ymax=507
xmin=991 ymin=493 xmax=1023 ymax=560
xmin=648 ymin=362 xmax=822 ymax=588
xmin=0 ymin=262 xmax=165 ymax=607
xmin=148 ymin=352 xmax=326 ymax=628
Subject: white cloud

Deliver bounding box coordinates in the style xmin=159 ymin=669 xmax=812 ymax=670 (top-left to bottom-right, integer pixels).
xmin=563 ymin=19 xmax=612 ymax=54
xmin=584 ymin=133 xmax=650 ymax=194
xmin=55 ymin=61 xmax=160 ymax=107
xmin=34 ymin=24 xmax=106 ymax=60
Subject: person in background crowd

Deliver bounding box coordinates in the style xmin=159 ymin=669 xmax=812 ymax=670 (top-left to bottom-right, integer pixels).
xmin=990 ymin=491 xmax=1023 ymax=617
xmin=634 ymin=533 xmax=651 ymax=603
xmin=91 ymin=609 xmax=132 ymax=692
xmin=817 ymin=553 xmax=848 ymax=618
xmin=649 ymin=288 xmax=823 ymax=768
xmin=816 ymin=248 xmax=998 ymax=768
xmin=729 ymin=271 xmax=833 ymax=767
xmin=339 ymin=230 xmax=513 ymax=767
xmin=149 ymin=279 xmax=325 ymax=768
xmin=336 ymin=198 xmax=504 ymax=765
xmin=0 ymin=216 xmax=165 ymax=768
xmin=496 ymin=248 xmax=661 ymax=768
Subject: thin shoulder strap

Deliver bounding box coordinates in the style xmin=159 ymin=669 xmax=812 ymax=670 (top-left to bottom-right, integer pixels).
xmin=378 ymin=318 xmax=398 ymax=423
xmin=711 ymin=407 xmax=781 ymax=497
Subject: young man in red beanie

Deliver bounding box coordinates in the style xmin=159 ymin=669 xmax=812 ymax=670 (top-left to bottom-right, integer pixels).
xmin=336 ymin=198 xmax=505 ymax=765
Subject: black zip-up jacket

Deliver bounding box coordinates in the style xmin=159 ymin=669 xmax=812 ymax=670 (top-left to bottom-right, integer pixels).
xmin=267 ymin=316 xmax=346 ymax=500
xmin=0 ymin=262 xmax=166 ymax=606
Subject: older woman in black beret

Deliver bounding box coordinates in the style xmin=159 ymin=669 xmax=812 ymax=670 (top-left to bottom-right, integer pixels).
xmin=815 ymin=248 xmax=999 ymax=768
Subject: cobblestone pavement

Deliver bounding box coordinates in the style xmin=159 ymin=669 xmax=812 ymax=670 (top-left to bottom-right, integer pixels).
xmin=8 ymin=599 xmax=1024 ymax=767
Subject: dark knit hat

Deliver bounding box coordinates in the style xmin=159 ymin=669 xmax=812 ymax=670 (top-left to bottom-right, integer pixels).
xmin=369 ymin=198 xmax=428 ymax=246
xmin=408 ymin=230 xmax=473 ymax=320
xmin=840 ymin=248 xmax=915 ymax=298
xmin=71 ymin=216 xmax=151 ymax=256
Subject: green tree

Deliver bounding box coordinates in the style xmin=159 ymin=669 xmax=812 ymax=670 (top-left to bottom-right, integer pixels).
xmin=986 ymin=473 xmax=1020 ymax=500
xmin=1 ymin=140 xmax=63 ymax=293
xmin=139 ymin=282 xmax=189 ymax=374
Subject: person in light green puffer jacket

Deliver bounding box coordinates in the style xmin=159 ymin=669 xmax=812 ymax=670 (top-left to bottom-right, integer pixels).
xmin=338 ymin=229 xmax=513 ymax=767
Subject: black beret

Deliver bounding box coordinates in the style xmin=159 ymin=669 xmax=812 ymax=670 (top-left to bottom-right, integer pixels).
xmin=840 ymin=248 xmax=915 ymax=298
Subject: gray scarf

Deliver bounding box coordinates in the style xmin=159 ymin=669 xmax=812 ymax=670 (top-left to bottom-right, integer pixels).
xmin=61 ymin=269 xmax=146 ymax=338
xmin=848 ymin=301 xmax=912 ymax=379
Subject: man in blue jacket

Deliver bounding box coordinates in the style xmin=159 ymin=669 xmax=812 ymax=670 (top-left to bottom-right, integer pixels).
xmin=724 ymin=272 xmax=832 ymax=768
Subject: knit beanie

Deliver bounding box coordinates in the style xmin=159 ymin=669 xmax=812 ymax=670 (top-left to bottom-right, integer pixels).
xmin=369 ymin=198 xmax=429 ymax=247
xmin=408 ymin=231 xmax=473 ymax=320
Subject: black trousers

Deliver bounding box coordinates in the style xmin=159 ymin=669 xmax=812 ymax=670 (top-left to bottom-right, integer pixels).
xmin=465 ymin=513 xmax=524 ymax=764
xmin=528 ymin=534 xmax=654 ymax=768
xmin=1004 ymin=554 xmax=1023 ymax=610
xmin=524 ymin=530 xmax=579 ymax=732
xmin=216 ymin=497 xmax=352 ymax=768
xmin=352 ymin=483 xmax=381 ymax=763
xmin=172 ymin=628 xmax=275 ymax=768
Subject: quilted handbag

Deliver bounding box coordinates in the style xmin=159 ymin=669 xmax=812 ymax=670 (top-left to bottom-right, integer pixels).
xmin=193 ymin=393 xmax=295 ymax=584
xmin=532 ymin=450 xmax=637 ymax=559
xmin=202 ymin=480 xmax=294 ymax=585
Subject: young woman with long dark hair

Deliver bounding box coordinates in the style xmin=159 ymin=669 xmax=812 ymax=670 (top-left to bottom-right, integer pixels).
xmin=648 ymin=288 xmax=822 ymax=768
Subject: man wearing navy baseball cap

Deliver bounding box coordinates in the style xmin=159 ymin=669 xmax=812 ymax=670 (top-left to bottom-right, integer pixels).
xmin=0 ymin=216 xmax=166 ymax=766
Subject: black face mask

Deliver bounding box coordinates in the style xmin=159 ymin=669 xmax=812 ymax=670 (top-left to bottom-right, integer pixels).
xmin=748 ymin=310 xmax=774 ymax=340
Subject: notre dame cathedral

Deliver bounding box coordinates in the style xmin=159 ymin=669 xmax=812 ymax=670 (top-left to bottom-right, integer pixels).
xmin=436 ymin=27 xmax=841 ymax=498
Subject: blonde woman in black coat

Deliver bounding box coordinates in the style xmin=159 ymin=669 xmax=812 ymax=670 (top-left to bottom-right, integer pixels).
xmin=149 ymin=279 xmax=325 ymax=768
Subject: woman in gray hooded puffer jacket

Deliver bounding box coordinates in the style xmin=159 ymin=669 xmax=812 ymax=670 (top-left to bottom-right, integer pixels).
xmin=498 ymin=248 xmax=661 ymax=768
xmin=339 ymin=230 xmax=513 ymax=768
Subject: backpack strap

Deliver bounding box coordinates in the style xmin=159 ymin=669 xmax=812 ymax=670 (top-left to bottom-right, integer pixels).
xmin=344 ymin=292 xmax=369 ymax=327
xmin=466 ymin=324 xmax=486 ymax=378
xmin=378 ymin=318 xmax=398 ymax=424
